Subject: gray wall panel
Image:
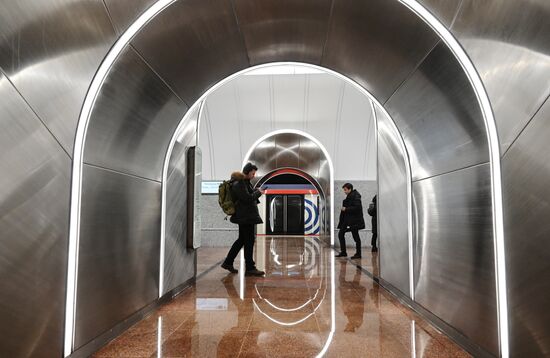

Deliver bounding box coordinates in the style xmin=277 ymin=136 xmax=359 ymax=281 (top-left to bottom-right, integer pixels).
xmin=322 ymin=0 xmax=440 ymax=103
xmin=377 ymin=108 xmax=410 ymax=297
xmin=0 ymin=73 xmax=70 ymax=358
xmin=233 ymin=0 xmax=332 ymax=65
xmin=0 ymin=0 xmax=116 ymax=153
xmin=502 ymin=97 xmax=550 ymax=357
xmin=104 ymin=0 xmax=157 ymax=34
xmin=386 ymin=42 xmax=489 ymax=181
xmin=75 ymin=165 xmax=161 ymax=349
xmin=132 ymin=0 xmax=250 ymax=105
xmin=84 ymin=45 xmax=188 ymax=181
xmin=413 ymin=163 xmax=498 ymax=354
xmin=452 ymin=0 xmax=550 ymax=152
xmin=164 ymin=116 xmax=198 ymax=294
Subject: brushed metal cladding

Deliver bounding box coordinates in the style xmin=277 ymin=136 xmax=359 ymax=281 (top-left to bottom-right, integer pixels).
xmin=168 ymin=105 xmax=201 ymax=179
xmin=416 ymin=0 xmax=463 ymax=27
xmin=413 ymin=163 xmax=498 ymax=355
xmin=0 ymin=0 xmax=116 ymax=153
xmin=0 ymin=74 xmax=70 ymax=358
xmin=502 ymin=97 xmax=550 ymax=357
xmin=103 ymin=0 xmax=157 ymax=34
xmin=249 ymin=136 xmax=277 ymax=176
xmin=322 ymin=0 xmax=440 ymax=103
xmin=164 ymin=117 xmax=198 ymax=294
xmin=75 ymin=165 xmax=161 ymax=349
xmin=84 ymin=46 xmax=188 ymax=181
xmin=275 ymin=133 xmax=300 ymax=168
xmin=376 ymin=107 xmax=410 ymax=297
xmin=233 ymin=0 xmax=332 ymax=65
xmin=131 ymin=0 xmax=250 ymax=105
xmin=299 ymin=138 xmax=322 ymax=179
xmin=452 ymin=0 xmax=550 ymax=152
xmin=386 ymin=42 xmax=489 ymax=181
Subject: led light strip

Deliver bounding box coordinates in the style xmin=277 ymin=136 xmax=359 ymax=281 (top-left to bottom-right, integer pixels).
xmin=68 ymin=1 xmax=505 ymax=356
xmin=65 ymin=1 xmax=177 ymax=356
xmin=396 ymin=2 xmax=508 ymax=356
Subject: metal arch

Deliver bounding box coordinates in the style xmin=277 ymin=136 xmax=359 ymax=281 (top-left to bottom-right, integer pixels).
xmin=65 ymin=1 xmax=506 ymax=357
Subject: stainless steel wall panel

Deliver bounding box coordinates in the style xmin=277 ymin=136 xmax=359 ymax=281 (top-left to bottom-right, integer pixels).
xmin=275 ymin=133 xmax=301 ymax=168
xmin=452 ymin=0 xmax=550 ymax=152
xmin=322 ymin=0 xmax=439 ymax=103
xmin=0 ymin=0 xmax=117 ymax=153
xmin=0 ymin=73 xmax=70 ymax=358
xmin=131 ymin=0 xmax=250 ymax=105
xmin=299 ymin=139 xmax=322 ymax=179
xmin=164 ymin=116 xmax=198 ymax=295
xmin=413 ymin=163 xmax=498 ymax=355
xmin=103 ymin=0 xmax=157 ymax=34
xmin=376 ymin=107 xmax=410 ymax=297
xmin=84 ymin=45 xmax=188 ymax=181
xmin=248 ymin=136 xmax=277 ymax=177
xmin=233 ymin=0 xmax=332 ymax=65
xmin=75 ymin=165 xmax=161 ymax=349
xmin=416 ymin=0 xmax=463 ymax=27
xmin=386 ymin=42 xmax=489 ymax=181
xmin=502 ymin=97 xmax=550 ymax=357
xmin=168 ymin=105 xmax=201 ymax=179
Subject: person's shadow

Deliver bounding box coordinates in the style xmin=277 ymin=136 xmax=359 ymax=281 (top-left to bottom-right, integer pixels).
xmin=339 ymin=261 xmax=366 ymax=332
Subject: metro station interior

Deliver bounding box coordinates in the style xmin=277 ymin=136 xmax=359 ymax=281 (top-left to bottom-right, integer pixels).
xmin=0 ymin=1 xmax=549 ymax=357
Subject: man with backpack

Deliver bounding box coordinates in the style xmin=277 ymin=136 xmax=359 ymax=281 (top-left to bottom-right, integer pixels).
xmin=220 ymin=163 xmax=265 ymax=276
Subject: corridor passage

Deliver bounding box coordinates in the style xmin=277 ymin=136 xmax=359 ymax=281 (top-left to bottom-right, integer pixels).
xmin=94 ymin=237 xmax=469 ymax=357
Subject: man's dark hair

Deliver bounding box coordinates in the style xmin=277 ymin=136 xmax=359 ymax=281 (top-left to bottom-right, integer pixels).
xmin=342 ymin=183 xmax=353 ymax=191
xmin=243 ymin=162 xmax=258 ymax=175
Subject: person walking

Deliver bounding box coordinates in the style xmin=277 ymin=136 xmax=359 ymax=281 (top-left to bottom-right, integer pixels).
xmin=221 ymin=163 xmax=265 ymax=276
xmin=335 ymin=183 xmax=365 ymax=259
xmin=368 ymin=195 xmax=378 ymax=252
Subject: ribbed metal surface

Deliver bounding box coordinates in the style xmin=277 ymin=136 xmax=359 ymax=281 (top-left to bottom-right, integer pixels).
xmin=376 ymin=107 xmax=410 ymax=297
xmin=413 ymin=163 xmax=498 ymax=354
xmin=131 ymin=0 xmax=250 ymax=105
xmin=502 ymin=97 xmax=550 ymax=357
xmin=0 ymin=0 xmax=116 ymax=153
xmin=385 ymin=42 xmax=489 ymax=181
xmin=233 ymin=0 xmax=332 ymax=65
xmin=322 ymin=0 xmax=440 ymax=102
xmin=0 ymin=73 xmax=71 ymax=358
xmin=75 ymin=165 xmax=161 ymax=349
xmin=103 ymin=0 xmax=157 ymax=34
xmin=451 ymin=0 xmax=550 ymax=153
xmin=163 ymin=113 xmax=199 ymax=295
xmin=84 ymin=45 xmax=187 ymax=181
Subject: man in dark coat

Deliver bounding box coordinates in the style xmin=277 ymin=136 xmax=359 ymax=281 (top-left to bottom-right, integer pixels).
xmin=368 ymin=195 xmax=378 ymax=252
xmin=336 ymin=183 xmax=366 ymax=259
xmin=221 ymin=162 xmax=265 ymax=276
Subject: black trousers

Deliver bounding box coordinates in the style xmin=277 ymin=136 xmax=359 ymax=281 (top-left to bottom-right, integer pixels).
xmin=225 ymin=224 xmax=256 ymax=270
xmin=371 ymin=231 xmax=378 ymax=248
xmin=338 ymin=228 xmax=361 ymax=254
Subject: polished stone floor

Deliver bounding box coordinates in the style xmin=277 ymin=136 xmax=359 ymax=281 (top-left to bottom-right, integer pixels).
xmin=94 ymin=237 xmax=470 ymax=357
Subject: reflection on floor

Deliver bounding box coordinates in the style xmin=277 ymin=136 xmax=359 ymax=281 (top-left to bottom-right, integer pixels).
xmin=94 ymin=237 xmax=470 ymax=357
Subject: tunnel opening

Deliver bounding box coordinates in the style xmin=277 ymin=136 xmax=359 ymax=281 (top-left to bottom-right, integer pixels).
xmin=59 ymin=1 xmax=506 ymax=356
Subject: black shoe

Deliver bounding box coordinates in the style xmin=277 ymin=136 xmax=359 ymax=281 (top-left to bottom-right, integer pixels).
xmin=221 ymin=262 xmax=238 ymax=273
xmin=245 ymin=268 xmax=265 ymax=276
xmin=351 ymin=253 xmax=362 ymax=259
xmin=335 ymin=252 xmax=348 ymax=258
xmin=371 ymin=247 xmax=378 ymax=253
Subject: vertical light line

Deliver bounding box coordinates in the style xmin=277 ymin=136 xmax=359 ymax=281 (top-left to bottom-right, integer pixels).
xmin=157 ymin=316 xmax=162 ymax=357
xmin=397 ymin=2 xmax=508 ymax=356
xmin=65 ymin=1 xmax=177 ymax=355
xmin=411 ymin=320 xmax=417 ymax=358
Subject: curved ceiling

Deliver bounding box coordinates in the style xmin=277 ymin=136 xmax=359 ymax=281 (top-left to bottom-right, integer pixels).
xmin=199 ymin=68 xmax=377 ymax=181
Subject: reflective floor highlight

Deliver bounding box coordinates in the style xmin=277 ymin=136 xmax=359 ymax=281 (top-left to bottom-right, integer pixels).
xmin=94 ymin=237 xmax=470 ymax=357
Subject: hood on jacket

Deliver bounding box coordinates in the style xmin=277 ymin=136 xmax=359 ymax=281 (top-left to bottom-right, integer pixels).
xmin=231 ymin=171 xmax=246 ymax=181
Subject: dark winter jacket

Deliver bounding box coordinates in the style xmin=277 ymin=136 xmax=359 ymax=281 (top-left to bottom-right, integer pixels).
xmin=337 ymin=189 xmax=366 ymax=230
xmin=229 ymin=172 xmax=263 ymax=225
xmin=367 ymin=195 xmax=377 ymax=234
